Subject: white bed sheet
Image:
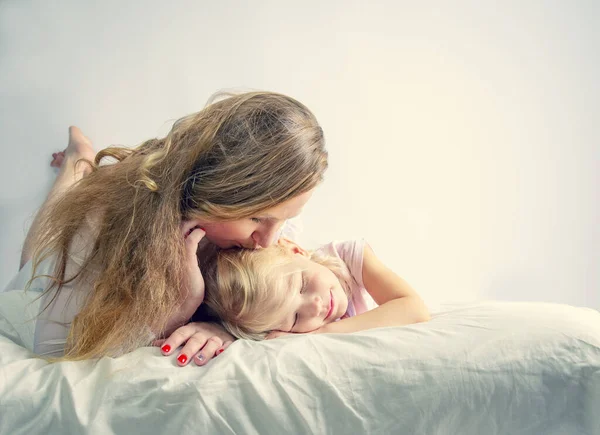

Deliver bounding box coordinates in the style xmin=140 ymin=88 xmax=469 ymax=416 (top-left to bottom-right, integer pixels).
xmin=0 ymin=291 xmax=598 ymax=435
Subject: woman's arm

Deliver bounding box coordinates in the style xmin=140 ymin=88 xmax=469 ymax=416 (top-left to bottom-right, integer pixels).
xmin=316 ymin=243 xmax=430 ymax=334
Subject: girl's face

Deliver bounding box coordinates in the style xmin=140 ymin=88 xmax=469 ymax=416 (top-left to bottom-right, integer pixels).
xmin=274 ymin=254 xmax=349 ymax=334
xmin=192 ymin=190 xmax=313 ymax=249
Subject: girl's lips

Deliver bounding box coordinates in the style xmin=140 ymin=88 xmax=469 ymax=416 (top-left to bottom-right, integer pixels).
xmin=324 ymin=290 xmax=334 ymax=320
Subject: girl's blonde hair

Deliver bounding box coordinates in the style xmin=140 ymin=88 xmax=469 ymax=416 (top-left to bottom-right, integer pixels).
xmin=202 ymin=244 xmax=354 ymax=340
xmin=29 ymin=91 xmax=328 ymax=360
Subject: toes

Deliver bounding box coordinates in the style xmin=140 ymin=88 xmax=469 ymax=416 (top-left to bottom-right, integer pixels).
xmin=50 ymin=152 xmax=65 ymax=168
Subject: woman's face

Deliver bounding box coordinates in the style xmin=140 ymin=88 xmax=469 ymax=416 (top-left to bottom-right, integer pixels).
xmin=196 ymin=190 xmax=314 ymax=249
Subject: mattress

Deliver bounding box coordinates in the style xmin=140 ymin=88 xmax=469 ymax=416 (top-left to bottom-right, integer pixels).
xmin=0 ymin=289 xmax=598 ymax=435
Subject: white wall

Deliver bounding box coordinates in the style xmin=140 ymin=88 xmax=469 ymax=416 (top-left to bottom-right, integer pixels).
xmin=1 ymin=0 xmax=598 ymax=309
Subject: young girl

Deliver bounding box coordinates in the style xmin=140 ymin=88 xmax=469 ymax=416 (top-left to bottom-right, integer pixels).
xmin=159 ymin=238 xmax=430 ymax=365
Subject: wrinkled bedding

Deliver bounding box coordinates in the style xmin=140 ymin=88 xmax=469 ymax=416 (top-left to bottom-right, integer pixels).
xmin=0 ymin=291 xmax=598 ymax=435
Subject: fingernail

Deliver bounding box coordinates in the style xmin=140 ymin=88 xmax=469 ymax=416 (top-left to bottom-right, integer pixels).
xmin=215 ymin=348 xmax=224 ymax=356
xmin=177 ymin=354 xmax=188 ymax=364
xmin=161 ymin=344 xmax=171 ymax=353
xmin=196 ymin=354 xmax=205 ymax=361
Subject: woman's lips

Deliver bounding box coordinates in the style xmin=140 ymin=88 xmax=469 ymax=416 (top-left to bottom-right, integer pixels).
xmin=324 ymin=290 xmax=334 ymax=320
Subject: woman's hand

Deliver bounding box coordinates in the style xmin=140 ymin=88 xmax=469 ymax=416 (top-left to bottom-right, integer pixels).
xmin=181 ymin=222 xmax=206 ymax=302
xmin=163 ymin=224 xmax=207 ymax=335
xmin=155 ymin=322 xmax=234 ymax=367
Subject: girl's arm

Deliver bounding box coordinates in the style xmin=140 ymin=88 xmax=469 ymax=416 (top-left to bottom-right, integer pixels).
xmin=315 ymin=243 xmax=430 ymax=334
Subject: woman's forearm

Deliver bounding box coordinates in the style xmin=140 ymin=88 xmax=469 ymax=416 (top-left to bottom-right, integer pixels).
xmin=316 ymin=297 xmax=430 ymax=335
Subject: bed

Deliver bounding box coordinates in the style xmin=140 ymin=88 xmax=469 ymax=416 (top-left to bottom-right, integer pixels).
xmin=0 ymin=288 xmax=598 ymax=435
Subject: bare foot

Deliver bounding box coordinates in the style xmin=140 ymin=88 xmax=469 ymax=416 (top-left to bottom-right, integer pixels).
xmin=50 ymin=126 xmax=97 ymax=174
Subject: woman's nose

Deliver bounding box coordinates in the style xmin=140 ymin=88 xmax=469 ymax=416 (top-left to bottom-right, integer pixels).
xmin=251 ymin=227 xmax=279 ymax=248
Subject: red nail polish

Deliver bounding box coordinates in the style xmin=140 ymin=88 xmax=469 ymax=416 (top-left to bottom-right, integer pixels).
xmin=177 ymin=354 xmax=188 ymax=364
xmin=161 ymin=344 xmax=171 ymax=353
xmin=215 ymin=348 xmax=223 ymax=356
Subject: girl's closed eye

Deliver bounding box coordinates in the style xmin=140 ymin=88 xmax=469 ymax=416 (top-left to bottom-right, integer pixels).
xmin=289 ymin=275 xmax=306 ymax=332
xmin=250 ymin=217 xmax=262 ymax=223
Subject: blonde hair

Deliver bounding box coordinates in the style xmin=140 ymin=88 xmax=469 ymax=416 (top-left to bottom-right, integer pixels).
xmin=29 ymin=91 xmax=328 ymax=360
xmin=202 ymin=245 xmax=354 ymax=340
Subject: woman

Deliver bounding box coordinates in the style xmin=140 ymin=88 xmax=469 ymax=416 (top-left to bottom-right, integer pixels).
xmin=15 ymin=91 xmax=327 ymax=362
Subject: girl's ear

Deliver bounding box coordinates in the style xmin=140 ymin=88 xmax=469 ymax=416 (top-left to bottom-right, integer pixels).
xmin=277 ymin=238 xmax=309 ymax=257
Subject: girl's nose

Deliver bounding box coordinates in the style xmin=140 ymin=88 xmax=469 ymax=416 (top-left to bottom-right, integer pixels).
xmin=305 ymin=295 xmax=322 ymax=317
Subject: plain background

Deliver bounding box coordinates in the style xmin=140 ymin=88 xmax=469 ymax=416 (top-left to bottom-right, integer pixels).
xmin=1 ymin=1 xmax=598 ymax=310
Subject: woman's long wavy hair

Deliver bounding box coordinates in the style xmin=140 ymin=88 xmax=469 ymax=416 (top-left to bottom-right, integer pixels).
xmin=201 ymin=245 xmax=354 ymax=341
xmin=29 ymin=91 xmax=328 ymax=360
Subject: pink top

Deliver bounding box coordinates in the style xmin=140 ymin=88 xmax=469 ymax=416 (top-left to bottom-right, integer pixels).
xmin=315 ymin=239 xmax=375 ymax=318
